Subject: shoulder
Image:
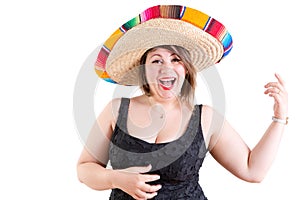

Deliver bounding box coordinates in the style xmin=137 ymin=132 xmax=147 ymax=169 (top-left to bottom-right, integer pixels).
xmin=100 ymin=96 xmax=141 ymax=123
xmin=199 ymin=104 xmax=215 ymax=123
xmin=200 ymin=104 xmax=226 ymax=148
xmin=97 ymin=98 xmax=123 ymax=125
xmin=200 ymin=105 xmax=214 ymax=135
xmin=200 ymin=104 xmax=224 ymax=123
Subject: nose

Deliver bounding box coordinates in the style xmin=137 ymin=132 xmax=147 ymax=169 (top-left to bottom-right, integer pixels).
xmin=159 ymin=61 xmax=174 ymax=73
xmin=159 ymin=66 xmax=173 ymax=74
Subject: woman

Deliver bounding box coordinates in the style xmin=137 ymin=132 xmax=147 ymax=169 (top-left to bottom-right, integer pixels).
xmin=77 ymin=5 xmax=288 ymax=200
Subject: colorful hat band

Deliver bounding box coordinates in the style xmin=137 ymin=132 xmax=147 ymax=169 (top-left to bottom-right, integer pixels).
xmin=95 ymin=5 xmax=233 ymax=85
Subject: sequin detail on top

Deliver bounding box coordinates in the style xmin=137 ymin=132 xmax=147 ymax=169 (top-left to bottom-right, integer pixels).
xmin=108 ymin=98 xmax=208 ymax=199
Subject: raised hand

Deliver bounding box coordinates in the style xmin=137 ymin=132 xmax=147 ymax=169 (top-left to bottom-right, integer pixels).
xmin=264 ymin=73 xmax=288 ymax=120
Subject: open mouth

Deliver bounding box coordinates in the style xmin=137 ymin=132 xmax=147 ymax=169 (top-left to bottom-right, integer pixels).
xmin=158 ymin=77 xmax=176 ymax=90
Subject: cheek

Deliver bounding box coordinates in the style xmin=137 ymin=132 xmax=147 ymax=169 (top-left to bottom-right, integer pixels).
xmin=175 ymin=65 xmax=187 ymax=77
xmin=145 ymin=67 xmax=158 ymax=83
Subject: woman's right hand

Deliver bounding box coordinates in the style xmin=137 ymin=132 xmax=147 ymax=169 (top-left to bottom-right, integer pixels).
xmin=113 ymin=165 xmax=162 ymax=200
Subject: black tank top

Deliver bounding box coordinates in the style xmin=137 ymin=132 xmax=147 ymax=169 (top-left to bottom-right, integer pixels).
xmin=109 ymin=98 xmax=208 ymax=199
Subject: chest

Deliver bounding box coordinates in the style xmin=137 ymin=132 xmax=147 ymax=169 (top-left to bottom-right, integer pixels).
xmin=126 ymin=107 xmax=191 ymax=143
xmin=109 ymin=106 xmax=206 ymax=174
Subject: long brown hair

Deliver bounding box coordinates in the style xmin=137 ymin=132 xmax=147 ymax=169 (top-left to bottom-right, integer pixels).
xmin=139 ymin=45 xmax=197 ymax=107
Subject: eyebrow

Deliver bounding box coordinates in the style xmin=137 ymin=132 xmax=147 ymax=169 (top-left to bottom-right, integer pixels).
xmin=149 ymin=54 xmax=161 ymax=58
xmin=149 ymin=53 xmax=177 ymax=59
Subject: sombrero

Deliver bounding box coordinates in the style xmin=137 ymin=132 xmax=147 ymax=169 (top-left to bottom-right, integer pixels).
xmin=94 ymin=5 xmax=233 ymax=85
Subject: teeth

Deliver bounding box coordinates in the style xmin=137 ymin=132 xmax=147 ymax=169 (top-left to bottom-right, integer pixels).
xmin=160 ymin=77 xmax=175 ymax=81
xmin=159 ymin=78 xmax=176 ymax=87
xmin=160 ymin=80 xmax=172 ymax=87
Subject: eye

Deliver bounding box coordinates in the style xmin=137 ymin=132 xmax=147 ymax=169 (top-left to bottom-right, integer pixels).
xmin=151 ymin=59 xmax=163 ymax=64
xmin=171 ymin=57 xmax=181 ymax=62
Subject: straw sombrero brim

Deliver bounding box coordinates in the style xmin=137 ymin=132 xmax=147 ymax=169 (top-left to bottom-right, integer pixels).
xmin=95 ymin=5 xmax=233 ymax=85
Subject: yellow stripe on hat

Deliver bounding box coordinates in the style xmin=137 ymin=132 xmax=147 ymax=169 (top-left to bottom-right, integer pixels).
xmin=95 ymin=68 xmax=104 ymax=77
xmin=100 ymin=71 xmax=111 ymax=79
xmin=95 ymin=68 xmax=111 ymax=79
xmin=104 ymin=29 xmax=124 ymax=50
xmin=181 ymin=7 xmax=209 ymax=29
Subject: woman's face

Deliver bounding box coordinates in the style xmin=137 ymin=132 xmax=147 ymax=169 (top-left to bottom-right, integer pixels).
xmin=145 ymin=48 xmax=187 ymax=99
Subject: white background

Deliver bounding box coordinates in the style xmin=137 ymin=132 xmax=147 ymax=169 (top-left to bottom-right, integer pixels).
xmin=0 ymin=0 xmax=299 ymax=199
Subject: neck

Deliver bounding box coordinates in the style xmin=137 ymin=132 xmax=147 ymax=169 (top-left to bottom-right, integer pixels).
xmin=147 ymin=95 xmax=180 ymax=111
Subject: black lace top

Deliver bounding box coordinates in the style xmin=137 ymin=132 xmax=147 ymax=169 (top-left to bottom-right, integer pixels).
xmin=109 ymin=98 xmax=208 ymax=199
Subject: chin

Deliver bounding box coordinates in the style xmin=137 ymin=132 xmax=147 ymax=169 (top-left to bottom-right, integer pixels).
xmin=157 ymin=88 xmax=181 ymax=100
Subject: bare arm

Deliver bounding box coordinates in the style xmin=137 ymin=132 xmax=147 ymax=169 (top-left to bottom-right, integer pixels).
xmin=205 ymin=73 xmax=288 ymax=182
xmin=77 ymin=98 xmax=161 ymax=199
xmin=77 ymin=99 xmax=117 ymax=190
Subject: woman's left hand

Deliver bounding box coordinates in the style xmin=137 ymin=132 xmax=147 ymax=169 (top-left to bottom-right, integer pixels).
xmin=264 ymin=73 xmax=288 ymax=119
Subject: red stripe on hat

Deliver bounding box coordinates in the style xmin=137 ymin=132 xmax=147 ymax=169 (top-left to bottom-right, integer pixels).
xmin=140 ymin=5 xmax=160 ymax=22
xmin=205 ymin=18 xmax=226 ymax=41
xmin=95 ymin=47 xmax=109 ymax=70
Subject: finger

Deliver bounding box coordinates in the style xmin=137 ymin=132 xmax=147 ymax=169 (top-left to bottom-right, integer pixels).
xmin=264 ymin=82 xmax=284 ymax=91
xmin=145 ymin=191 xmax=158 ymax=199
xmin=135 ymin=189 xmax=158 ymax=200
xmin=137 ymin=164 xmax=152 ymax=174
xmin=267 ymin=91 xmax=281 ymax=104
xmin=265 ymin=87 xmax=282 ymax=99
xmin=141 ymin=174 xmax=161 ymax=182
xmin=121 ymin=164 xmax=152 ymax=174
xmin=132 ymin=193 xmax=147 ymax=200
xmin=134 ymin=164 xmax=152 ymax=174
xmin=132 ymin=194 xmax=144 ymax=200
xmin=264 ymin=88 xmax=281 ymax=95
xmin=264 ymin=83 xmax=285 ymax=96
xmin=140 ymin=183 xmax=162 ymax=193
xmin=275 ymin=73 xmax=285 ymax=87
